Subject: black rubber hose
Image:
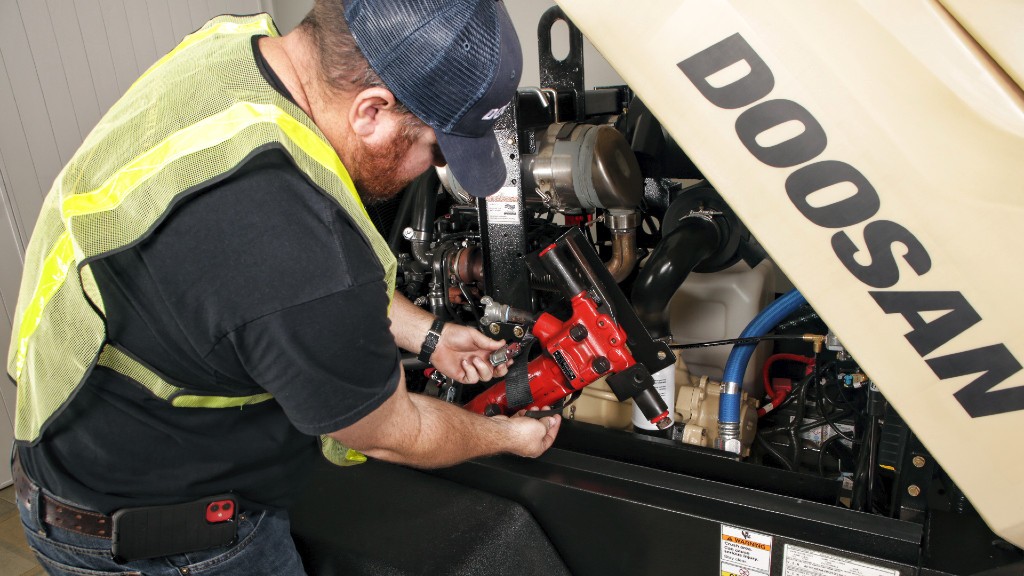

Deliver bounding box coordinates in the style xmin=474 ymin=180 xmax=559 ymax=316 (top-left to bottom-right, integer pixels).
xmin=410 ymin=177 xmax=439 ymax=266
xmin=412 ymin=179 xmax=437 ymax=236
xmin=631 ymin=216 xmax=720 ymax=340
xmin=755 ymin=433 xmax=794 ymax=471
xmin=851 ymin=420 xmax=874 ymax=512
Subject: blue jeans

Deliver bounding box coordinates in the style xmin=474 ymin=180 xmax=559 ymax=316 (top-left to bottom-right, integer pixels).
xmin=17 ymin=481 xmax=307 ymax=576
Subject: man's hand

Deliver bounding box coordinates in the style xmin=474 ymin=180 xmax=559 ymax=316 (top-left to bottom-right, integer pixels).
xmin=431 ymin=323 xmax=509 ymax=384
xmin=330 ymin=374 xmax=561 ymax=468
xmin=388 ymin=293 xmax=512 ymax=383
xmin=503 ymin=408 xmax=561 ymax=458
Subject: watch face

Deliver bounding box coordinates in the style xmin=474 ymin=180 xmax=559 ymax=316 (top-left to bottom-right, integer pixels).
xmin=419 ymin=328 xmax=442 ymax=363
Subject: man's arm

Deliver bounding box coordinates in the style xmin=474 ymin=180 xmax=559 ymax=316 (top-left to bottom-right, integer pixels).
xmin=329 ymin=369 xmax=560 ymax=468
xmin=389 ymin=292 xmax=509 ymax=383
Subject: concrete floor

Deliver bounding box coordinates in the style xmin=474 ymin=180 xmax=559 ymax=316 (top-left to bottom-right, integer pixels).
xmin=0 ymin=485 xmax=43 ymax=576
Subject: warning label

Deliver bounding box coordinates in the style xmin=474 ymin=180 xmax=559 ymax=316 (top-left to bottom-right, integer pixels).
xmin=782 ymin=545 xmax=899 ymax=576
xmin=485 ymin=186 xmax=520 ymax=225
xmin=721 ymin=525 xmax=773 ymax=576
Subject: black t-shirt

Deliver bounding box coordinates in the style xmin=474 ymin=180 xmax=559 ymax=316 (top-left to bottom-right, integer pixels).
xmin=18 ymin=41 xmax=401 ymax=515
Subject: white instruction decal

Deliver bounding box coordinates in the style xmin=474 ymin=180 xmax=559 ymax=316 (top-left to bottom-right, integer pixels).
xmin=721 ymin=525 xmax=773 ymax=576
xmin=485 ymin=186 xmax=520 ymax=225
xmin=783 ymin=545 xmax=898 ymax=576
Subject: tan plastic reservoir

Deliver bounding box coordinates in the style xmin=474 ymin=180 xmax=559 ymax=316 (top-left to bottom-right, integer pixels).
xmin=668 ymin=259 xmax=775 ymax=395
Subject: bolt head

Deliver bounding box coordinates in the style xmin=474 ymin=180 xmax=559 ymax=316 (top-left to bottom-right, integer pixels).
xmin=489 ymin=323 xmax=501 ymax=335
xmin=513 ymin=326 xmax=525 ymax=338
xmin=657 ymin=351 xmax=667 ymax=361
xmin=907 ymin=484 xmax=922 ymax=497
xmin=912 ymin=455 xmax=926 ymax=468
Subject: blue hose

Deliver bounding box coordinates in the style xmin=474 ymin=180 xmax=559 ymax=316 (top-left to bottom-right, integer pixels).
xmin=719 ymin=289 xmax=806 ymax=428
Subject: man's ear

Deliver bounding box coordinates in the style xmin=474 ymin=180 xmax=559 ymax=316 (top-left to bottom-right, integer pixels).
xmin=349 ymin=87 xmax=402 ymax=144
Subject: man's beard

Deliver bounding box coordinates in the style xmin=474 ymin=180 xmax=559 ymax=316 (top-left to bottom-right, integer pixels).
xmin=346 ymin=133 xmax=421 ymax=203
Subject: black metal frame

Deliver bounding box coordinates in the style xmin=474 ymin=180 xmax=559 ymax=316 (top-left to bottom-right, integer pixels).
xmin=290 ymin=420 xmax=1022 ymax=575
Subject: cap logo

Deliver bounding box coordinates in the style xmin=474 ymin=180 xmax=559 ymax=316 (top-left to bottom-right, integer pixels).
xmin=481 ymin=101 xmax=511 ymax=121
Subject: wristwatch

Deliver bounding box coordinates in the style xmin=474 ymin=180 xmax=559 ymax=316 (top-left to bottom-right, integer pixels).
xmin=417 ymin=318 xmax=446 ymax=365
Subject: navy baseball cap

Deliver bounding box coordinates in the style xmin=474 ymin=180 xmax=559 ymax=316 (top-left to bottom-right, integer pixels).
xmin=344 ymin=0 xmax=522 ymax=198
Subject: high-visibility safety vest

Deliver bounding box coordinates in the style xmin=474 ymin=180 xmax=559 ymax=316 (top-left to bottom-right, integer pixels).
xmin=6 ymin=14 xmax=396 ymax=466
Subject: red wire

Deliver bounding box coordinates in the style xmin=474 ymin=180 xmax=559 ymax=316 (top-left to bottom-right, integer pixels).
xmin=759 ymin=353 xmax=815 ymax=417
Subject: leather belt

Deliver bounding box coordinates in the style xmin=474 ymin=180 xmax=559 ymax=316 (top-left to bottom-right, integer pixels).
xmin=12 ymin=451 xmax=112 ymax=539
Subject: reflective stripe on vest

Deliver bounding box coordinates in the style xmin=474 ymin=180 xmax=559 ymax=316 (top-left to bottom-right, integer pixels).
xmin=97 ymin=346 xmax=273 ymax=408
xmin=7 ymin=14 xmax=395 ymax=466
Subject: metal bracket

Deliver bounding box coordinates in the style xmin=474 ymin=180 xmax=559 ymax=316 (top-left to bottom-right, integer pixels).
xmin=537 ymin=6 xmax=585 ymax=121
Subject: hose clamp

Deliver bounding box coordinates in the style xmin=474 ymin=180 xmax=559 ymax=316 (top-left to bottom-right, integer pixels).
xmin=402 ymin=228 xmax=432 ymax=242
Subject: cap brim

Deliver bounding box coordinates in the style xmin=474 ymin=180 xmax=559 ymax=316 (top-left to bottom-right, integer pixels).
xmin=435 ymin=129 xmax=507 ymax=198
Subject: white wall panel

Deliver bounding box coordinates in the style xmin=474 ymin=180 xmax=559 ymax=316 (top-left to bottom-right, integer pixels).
xmin=0 ymin=3 xmax=59 ymax=237
xmin=144 ymin=0 xmax=177 ymax=58
xmin=0 ymin=43 xmax=41 ymax=245
xmin=47 ymin=1 xmax=104 ymax=138
xmin=99 ymin=0 xmax=141 ymax=94
xmin=123 ymin=1 xmax=159 ymax=74
xmin=75 ymin=0 xmax=124 ymax=112
xmin=271 ymin=0 xmax=310 ymax=33
xmin=167 ymin=1 xmax=198 ymax=41
xmin=0 ymin=166 xmax=20 ymax=487
xmin=0 ymin=166 xmax=23 ymax=324
xmin=187 ymin=1 xmax=211 ymax=32
xmin=0 ymin=169 xmax=19 ymax=395
xmin=18 ymin=0 xmax=82 ymax=166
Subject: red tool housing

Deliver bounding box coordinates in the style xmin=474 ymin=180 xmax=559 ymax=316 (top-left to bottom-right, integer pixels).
xmin=464 ymin=291 xmax=636 ymax=415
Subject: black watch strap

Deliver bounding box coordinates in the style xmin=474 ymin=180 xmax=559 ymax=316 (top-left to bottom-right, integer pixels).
xmin=417 ymin=318 xmax=446 ymax=364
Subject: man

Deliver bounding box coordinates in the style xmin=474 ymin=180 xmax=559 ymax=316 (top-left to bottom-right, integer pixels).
xmin=7 ymin=0 xmax=560 ymax=573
